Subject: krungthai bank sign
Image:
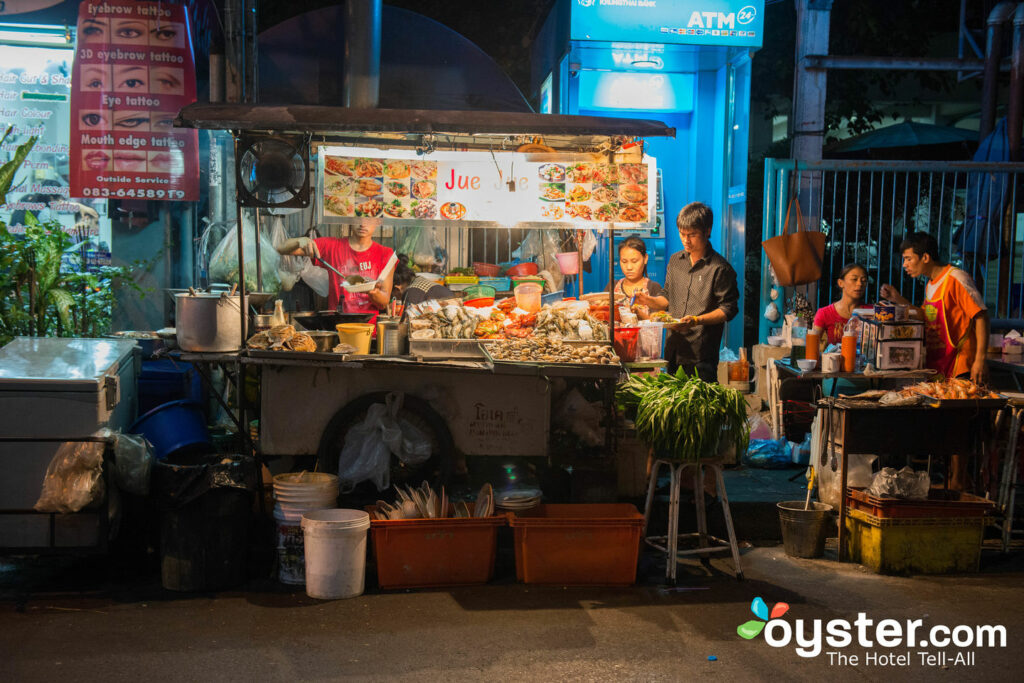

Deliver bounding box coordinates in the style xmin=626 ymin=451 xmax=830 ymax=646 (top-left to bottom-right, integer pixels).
xmin=571 ymin=0 xmax=764 ymax=48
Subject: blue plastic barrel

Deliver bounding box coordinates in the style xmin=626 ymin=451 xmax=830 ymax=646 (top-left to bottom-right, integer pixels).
xmin=130 ymin=399 xmax=212 ymax=461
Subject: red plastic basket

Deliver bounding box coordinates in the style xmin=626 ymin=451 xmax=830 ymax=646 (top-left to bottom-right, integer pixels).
xmin=508 ymin=504 xmax=644 ymax=585
xmin=368 ymin=513 xmax=506 ymax=589
xmin=473 ymin=262 xmax=501 ymax=277
xmin=845 ymin=487 xmax=994 ymax=519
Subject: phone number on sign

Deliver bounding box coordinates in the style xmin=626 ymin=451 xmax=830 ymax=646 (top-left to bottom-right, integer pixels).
xmin=80 ymin=188 xmax=186 ymax=199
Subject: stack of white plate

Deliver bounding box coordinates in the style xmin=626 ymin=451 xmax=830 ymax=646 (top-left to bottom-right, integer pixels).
xmin=495 ymin=489 xmax=541 ymax=511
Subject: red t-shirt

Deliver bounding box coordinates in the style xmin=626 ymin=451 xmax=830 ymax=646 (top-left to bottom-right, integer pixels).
xmin=813 ymin=303 xmax=852 ymax=346
xmin=313 ymin=238 xmax=394 ymax=317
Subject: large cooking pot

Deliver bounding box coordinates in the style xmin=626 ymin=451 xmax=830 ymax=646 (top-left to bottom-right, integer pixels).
xmin=175 ymin=292 xmax=245 ymax=352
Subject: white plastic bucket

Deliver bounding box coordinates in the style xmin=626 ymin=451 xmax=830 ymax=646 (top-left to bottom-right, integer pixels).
xmin=273 ymin=504 xmax=309 ymax=585
xmin=272 ymin=472 xmax=338 ymax=506
xmin=301 ymin=509 xmax=371 ymax=600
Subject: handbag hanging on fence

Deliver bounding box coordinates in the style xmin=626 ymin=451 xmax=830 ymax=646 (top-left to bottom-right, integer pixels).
xmin=761 ymin=197 xmax=826 ymax=287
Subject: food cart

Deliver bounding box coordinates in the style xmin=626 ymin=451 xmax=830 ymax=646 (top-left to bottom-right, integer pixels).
xmin=172 ymin=104 xmax=674 ymax=487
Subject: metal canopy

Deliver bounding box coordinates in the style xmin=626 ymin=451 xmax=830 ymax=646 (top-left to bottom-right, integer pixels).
xmin=174 ymin=103 xmax=675 ymax=144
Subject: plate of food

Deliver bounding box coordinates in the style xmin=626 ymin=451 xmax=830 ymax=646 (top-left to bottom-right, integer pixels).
xmin=411 ymin=161 xmax=437 ymax=180
xmin=591 ymin=164 xmax=618 ymax=184
xmin=440 ymin=201 xmax=466 ymax=220
xmin=648 ymin=311 xmax=678 ymax=324
xmin=618 ymin=204 xmax=648 ymax=222
xmin=591 ymin=184 xmax=617 ymax=203
xmin=541 ymin=204 xmax=564 ymax=220
xmin=324 ymin=156 xmax=355 ymax=177
xmin=618 ymin=163 xmax=648 ymax=184
xmin=340 ymin=274 xmax=376 ymax=292
xmin=325 ymin=176 xmax=355 ymax=196
xmin=566 ymin=162 xmax=593 ymax=183
xmin=356 ymin=178 xmax=383 ymax=197
xmin=324 ymin=195 xmax=354 ymax=216
xmin=538 ymin=163 xmax=565 ymax=182
xmin=354 ymin=158 xmax=384 ymax=178
xmin=355 ymin=197 xmax=383 ymax=217
xmin=566 ymin=203 xmax=592 ymax=220
xmin=385 ymin=180 xmax=409 ymax=197
xmin=384 ymin=160 xmax=410 ymax=179
xmin=412 ymin=180 xmax=436 ymax=199
xmin=594 ymin=203 xmax=617 ymax=222
xmin=383 ymin=199 xmax=408 ymax=218
xmin=412 ymin=199 xmax=437 ymax=219
xmin=619 ymin=183 xmax=647 ymax=204
xmin=567 ymin=185 xmax=590 ymax=202
xmin=539 ymin=183 xmax=565 ymax=202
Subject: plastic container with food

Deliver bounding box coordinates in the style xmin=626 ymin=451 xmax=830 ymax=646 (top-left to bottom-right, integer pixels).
xmin=613 ymin=326 xmax=640 ymax=362
xmin=514 ymin=283 xmax=542 ymax=313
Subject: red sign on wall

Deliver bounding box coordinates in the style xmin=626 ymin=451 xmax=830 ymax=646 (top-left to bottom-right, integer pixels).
xmin=69 ymin=0 xmax=198 ymax=201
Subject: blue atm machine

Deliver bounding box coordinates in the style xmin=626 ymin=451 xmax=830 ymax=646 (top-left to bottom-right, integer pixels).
xmin=532 ymin=0 xmax=763 ymax=349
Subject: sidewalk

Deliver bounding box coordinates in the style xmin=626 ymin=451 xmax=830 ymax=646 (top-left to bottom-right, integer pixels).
xmin=1 ymin=541 xmax=1021 ymax=681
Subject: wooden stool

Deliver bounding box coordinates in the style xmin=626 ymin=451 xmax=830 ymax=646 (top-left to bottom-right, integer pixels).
xmin=642 ymin=457 xmax=744 ymax=581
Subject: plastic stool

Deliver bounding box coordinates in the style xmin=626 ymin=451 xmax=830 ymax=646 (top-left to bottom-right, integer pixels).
xmin=642 ymin=458 xmax=744 ymax=581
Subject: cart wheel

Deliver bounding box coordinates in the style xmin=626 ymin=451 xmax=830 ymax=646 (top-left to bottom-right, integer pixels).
xmin=316 ymin=392 xmax=455 ymax=492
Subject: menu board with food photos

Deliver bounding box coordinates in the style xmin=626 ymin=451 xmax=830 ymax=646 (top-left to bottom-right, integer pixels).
xmin=69 ymin=0 xmax=198 ymax=201
xmin=318 ymin=146 xmax=655 ymax=229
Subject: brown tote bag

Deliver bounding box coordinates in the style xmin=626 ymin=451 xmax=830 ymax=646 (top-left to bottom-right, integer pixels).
xmin=761 ymin=197 xmax=826 ymax=287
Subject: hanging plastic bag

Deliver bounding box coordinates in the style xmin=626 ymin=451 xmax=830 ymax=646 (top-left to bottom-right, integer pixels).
xmin=300 ymin=261 xmax=330 ymax=298
xmin=271 ymin=216 xmax=308 ymax=292
xmin=337 ymin=393 xmax=432 ymax=492
xmin=553 ymin=388 xmax=604 ymax=447
xmin=34 ymin=440 xmax=107 ymax=513
xmin=208 ymin=214 xmax=282 ymax=292
xmin=519 ymin=229 xmax=563 ymax=290
xmin=411 ymin=227 xmax=444 ymax=271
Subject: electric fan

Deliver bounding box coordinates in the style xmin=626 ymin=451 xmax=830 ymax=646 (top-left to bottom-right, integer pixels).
xmin=235 ymin=134 xmax=311 ymax=210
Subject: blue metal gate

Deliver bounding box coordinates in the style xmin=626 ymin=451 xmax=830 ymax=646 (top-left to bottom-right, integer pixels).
xmin=760 ymin=158 xmax=1024 ymax=342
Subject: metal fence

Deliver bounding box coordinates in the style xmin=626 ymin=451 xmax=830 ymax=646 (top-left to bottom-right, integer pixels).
xmin=760 ymin=158 xmax=1024 ymax=341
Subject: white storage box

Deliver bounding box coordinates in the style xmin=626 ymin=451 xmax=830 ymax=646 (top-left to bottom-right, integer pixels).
xmin=873 ymin=340 xmax=924 ymax=370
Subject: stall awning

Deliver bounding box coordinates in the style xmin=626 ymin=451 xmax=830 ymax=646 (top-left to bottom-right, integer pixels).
xmin=174 ymin=103 xmax=675 ymax=147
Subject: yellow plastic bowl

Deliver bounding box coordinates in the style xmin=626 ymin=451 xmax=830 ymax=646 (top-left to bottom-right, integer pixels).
xmin=335 ymin=323 xmax=374 ymax=354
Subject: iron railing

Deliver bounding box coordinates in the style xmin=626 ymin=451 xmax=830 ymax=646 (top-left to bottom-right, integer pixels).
xmin=760 ymin=158 xmax=1024 ymax=341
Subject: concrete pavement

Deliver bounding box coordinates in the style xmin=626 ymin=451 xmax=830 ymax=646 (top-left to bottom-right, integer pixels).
xmin=1 ymin=541 xmax=1022 ymax=682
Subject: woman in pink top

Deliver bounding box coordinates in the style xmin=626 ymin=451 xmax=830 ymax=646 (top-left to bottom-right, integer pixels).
xmin=811 ymin=263 xmax=869 ymax=345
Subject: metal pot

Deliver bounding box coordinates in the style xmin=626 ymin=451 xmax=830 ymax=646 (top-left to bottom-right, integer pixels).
xmin=376 ymin=317 xmax=408 ymax=356
xmin=304 ymin=331 xmax=339 ymax=353
xmin=175 ymin=292 xmax=245 ymax=352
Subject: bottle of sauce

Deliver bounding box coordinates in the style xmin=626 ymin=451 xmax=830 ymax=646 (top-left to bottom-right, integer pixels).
xmin=805 ymin=331 xmax=820 ymax=361
xmin=841 ymin=332 xmax=857 ymax=373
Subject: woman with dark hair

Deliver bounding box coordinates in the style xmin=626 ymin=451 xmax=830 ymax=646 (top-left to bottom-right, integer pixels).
xmin=811 ymin=263 xmax=869 ymax=345
xmin=604 ymin=235 xmax=669 ymax=318
xmin=392 ymin=253 xmax=453 ymax=306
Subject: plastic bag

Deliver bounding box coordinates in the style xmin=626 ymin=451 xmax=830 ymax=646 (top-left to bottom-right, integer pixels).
xmin=34 ymin=441 xmax=106 ymax=513
xmin=743 ymin=438 xmax=790 ymax=469
xmin=299 ymin=261 xmax=330 ymax=297
xmin=337 ymin=393 xmax=432 ymax=492
xmin=271 ymin=216 xmax=308 ymax=292
xmin=519 ymin=229 xmax=563 ymax=290
xmin=112 ymin=430 xmax=154 ymax=496
xmin=411 ymin=227 xmax=445 ymax=271
xmin=847 ymin=453 xmax=878 ymax=489
xmin=867 ymin=466 xmax=929 ymax=500
xmin=748 ymin=414 xmax=773 ymax=441
xmin=208 ymin=215 xmax=282 ymax=292
xmin=554 ymin=388 xmax=604 ymax=447
xmin=152 ymin=454 xmax=256 ymax=509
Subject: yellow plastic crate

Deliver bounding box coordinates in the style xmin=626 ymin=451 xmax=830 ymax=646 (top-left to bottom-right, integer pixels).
xmin=844 ymin=508 xmax=984 ymax=575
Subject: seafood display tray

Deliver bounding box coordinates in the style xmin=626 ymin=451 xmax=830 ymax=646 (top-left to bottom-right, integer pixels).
xmin=409 ymin=339 xmax=489 ymax=359
xmin=246 ymin=349 xmax=349 ymax=363
xmin=913 ymin=393 xmax=1007 ymax=409
xmin=481 ymin=344 xmax=622 ymax=379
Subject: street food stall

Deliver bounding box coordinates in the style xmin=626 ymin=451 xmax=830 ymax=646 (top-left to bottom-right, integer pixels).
xmin=172 ymin=104 xmax=676 ymax=491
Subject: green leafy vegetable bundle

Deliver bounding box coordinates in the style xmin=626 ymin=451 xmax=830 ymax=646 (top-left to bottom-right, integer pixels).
xmin=617 ymin=368 xmax=749 ymax=462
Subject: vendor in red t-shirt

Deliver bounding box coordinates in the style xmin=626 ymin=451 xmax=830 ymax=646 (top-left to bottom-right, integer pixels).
xmin=277 ymin=222 xmax=394 ymax=323
xmin=810 ymin=263 xmax=869 ymax=345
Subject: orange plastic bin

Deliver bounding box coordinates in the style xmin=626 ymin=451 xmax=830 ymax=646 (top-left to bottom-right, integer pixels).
xmin=368 ymin=513 xmax=506 ymax=589
xmin=508 ymin=504 xmax=644 ymax=585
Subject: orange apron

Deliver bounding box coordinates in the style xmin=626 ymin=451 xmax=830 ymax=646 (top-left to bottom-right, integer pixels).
xmin=921 ymin=267 xmax=960 ymax=378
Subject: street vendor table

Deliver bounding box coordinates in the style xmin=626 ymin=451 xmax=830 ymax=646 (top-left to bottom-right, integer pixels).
xmin=245 ymin=350 xmax=622 ymax=470
xmin=773 ymin=359 xmax=933 ymax=396
xmin=817 ymin=397 xmax=1005 ymax=561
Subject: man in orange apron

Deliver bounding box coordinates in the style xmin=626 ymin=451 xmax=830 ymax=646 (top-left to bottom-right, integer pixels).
xmin=881 ymin=232 xmax=990 ymax=490
xmin=881 ymin=232 xmax=989 ymax=383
